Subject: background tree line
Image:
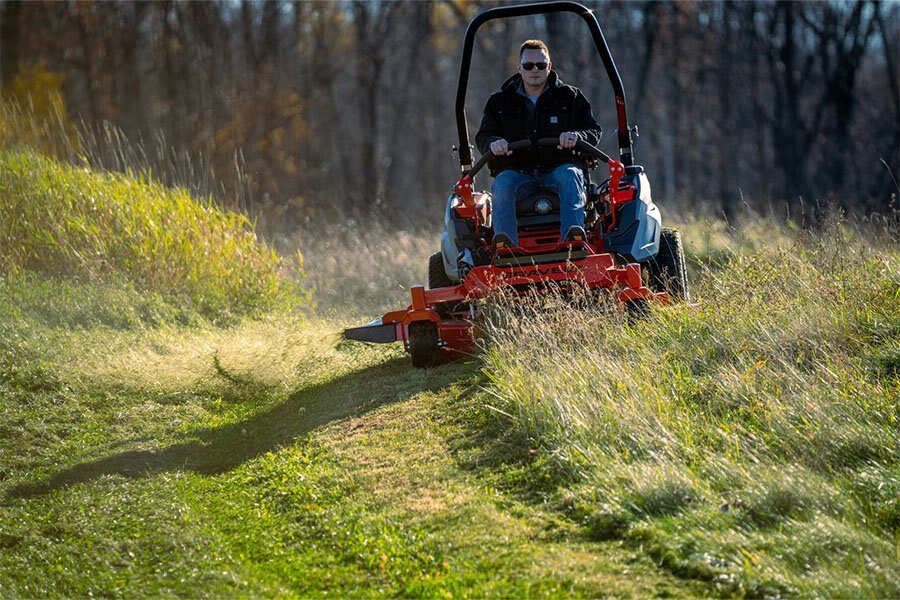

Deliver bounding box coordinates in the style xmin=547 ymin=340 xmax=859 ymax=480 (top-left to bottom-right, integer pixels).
xmin=2 ymin=0 xmax=897 ymax=234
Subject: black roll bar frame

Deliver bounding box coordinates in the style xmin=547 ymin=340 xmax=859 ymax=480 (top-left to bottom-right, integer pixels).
xmin=455 ymin=1 xmax=634 ymax=170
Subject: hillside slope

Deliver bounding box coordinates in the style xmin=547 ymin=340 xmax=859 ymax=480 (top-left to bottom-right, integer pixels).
xmin=0 ymin=149 xmax=288 ymax=319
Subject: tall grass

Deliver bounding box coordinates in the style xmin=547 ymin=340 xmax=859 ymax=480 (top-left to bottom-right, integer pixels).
xmin=286 ymin=221 xmax=438 ymax=319
xmin=479 ymin=219 xmax=899 ymax=596
xmin=1 ymin=150 xmax=289 ymax=319
xmin=0 ymin=96 xmax=254 ymax=213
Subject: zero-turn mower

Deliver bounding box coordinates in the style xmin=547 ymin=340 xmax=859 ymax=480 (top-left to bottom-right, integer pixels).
xmin=344 ymin=1 xmax=689 ymax=367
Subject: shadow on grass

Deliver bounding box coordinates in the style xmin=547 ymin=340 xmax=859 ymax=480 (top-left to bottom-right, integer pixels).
xmin=7 ymin=356 xmax=472 ymax=500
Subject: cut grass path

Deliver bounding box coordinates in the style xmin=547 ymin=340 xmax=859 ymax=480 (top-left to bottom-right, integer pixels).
xmin=0 ymin=314 xmax=703 ymax=597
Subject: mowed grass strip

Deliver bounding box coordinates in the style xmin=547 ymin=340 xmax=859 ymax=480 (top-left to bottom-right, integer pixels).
xmin=480 ymin=219 xmax=900 ymax=597
xmin=0 ymin=285 xmax=703 ymax=597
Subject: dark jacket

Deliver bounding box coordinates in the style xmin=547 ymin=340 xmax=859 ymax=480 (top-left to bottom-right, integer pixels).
xmin=475 ymin=71 xmax=602 ymax=176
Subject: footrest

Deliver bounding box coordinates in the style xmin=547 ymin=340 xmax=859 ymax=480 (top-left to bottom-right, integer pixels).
xmin=494 ymin=249 xmax=589 ymax=267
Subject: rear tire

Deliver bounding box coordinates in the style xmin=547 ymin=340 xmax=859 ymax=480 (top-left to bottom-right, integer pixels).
xmin=428 ymin=252 xmax=453 ymax=289
xmin=646 ymin=228 xmax=689 ymax=301
xmin=408 ymin=321 xmax=440 ymax=368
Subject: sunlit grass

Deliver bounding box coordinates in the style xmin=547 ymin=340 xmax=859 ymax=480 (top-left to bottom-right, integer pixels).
xmin=478 ymin=218 xmax=900 ymax=596
xmin=1 ymin=150 xmax=292 ymax=319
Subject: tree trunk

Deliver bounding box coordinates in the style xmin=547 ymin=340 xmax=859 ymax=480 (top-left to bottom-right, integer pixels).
xmin=0 ymin=0 xmax=23 ymax=90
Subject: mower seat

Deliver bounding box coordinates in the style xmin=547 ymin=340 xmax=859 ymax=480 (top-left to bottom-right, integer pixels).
xmin=515 ymin=186 xmax=560 ymax=231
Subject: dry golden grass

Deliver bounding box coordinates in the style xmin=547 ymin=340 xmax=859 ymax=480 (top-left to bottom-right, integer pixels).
xmin=288 ymin=221 xmax=440 ymax=319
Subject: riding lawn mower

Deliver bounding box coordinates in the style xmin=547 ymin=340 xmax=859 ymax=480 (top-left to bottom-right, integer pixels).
xmin=344 ymin=1 xmax=689 ymax=367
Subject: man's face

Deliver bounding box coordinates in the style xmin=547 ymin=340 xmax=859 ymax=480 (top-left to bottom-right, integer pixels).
xmin=517 ymin=48 xmax=551 ymax=89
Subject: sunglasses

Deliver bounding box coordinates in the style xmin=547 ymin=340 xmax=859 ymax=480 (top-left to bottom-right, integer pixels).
xmin=520 ymin=61 xmax=548 ymax=71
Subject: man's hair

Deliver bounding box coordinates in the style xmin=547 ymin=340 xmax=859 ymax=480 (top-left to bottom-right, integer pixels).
xmin=519 ymin=39 xmax=550 ymax=61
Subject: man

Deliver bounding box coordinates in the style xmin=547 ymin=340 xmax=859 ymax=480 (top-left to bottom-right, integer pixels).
xmin=475 ymin=39 xmax=602 ymax=247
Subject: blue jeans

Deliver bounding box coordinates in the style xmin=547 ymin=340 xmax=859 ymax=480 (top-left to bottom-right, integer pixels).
xmin=490 ymin=163 xmax=585 ymax=246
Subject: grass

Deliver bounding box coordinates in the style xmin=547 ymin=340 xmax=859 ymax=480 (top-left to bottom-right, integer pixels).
xmin=0 ymin=276 xmax=705 ymax=597
xmin=3 ymin=115 xmax=898 ymax=595
xmin=284 ymin=220 xmax=438 ymax=320
xmin=478 ymin=216 xmax=900 ymax=597
xmin=0 ymin=152 xmax=700 ymax=594
xmin=1 ymin=149 xmax=291 ymax=320
xmin=6 ymin=208 xmax=897 ymax=596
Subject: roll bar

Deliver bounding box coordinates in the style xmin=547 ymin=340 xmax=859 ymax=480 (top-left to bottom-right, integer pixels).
xmin=455 ymin=1 xmax=634 ymax=169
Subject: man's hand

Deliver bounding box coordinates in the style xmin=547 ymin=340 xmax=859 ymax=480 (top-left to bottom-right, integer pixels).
xmin=490 ymin=139 xmax=511 ymax=156
xmin=559 ymin=132 xmax=578 ymax=149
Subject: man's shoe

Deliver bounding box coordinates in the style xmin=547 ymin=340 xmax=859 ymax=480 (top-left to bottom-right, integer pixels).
xmin=563 ymin=225 xmax=586 ymax=243
xmin=493 ymin=233 xmax=514 ymax=250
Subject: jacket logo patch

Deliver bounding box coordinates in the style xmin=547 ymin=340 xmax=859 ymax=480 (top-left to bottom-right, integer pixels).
xmin=550 ymin=116 xmax=558 ymax=124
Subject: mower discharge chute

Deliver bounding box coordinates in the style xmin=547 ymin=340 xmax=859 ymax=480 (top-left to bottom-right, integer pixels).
xmin=344 ymin=1 xmax=689 ymax=368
